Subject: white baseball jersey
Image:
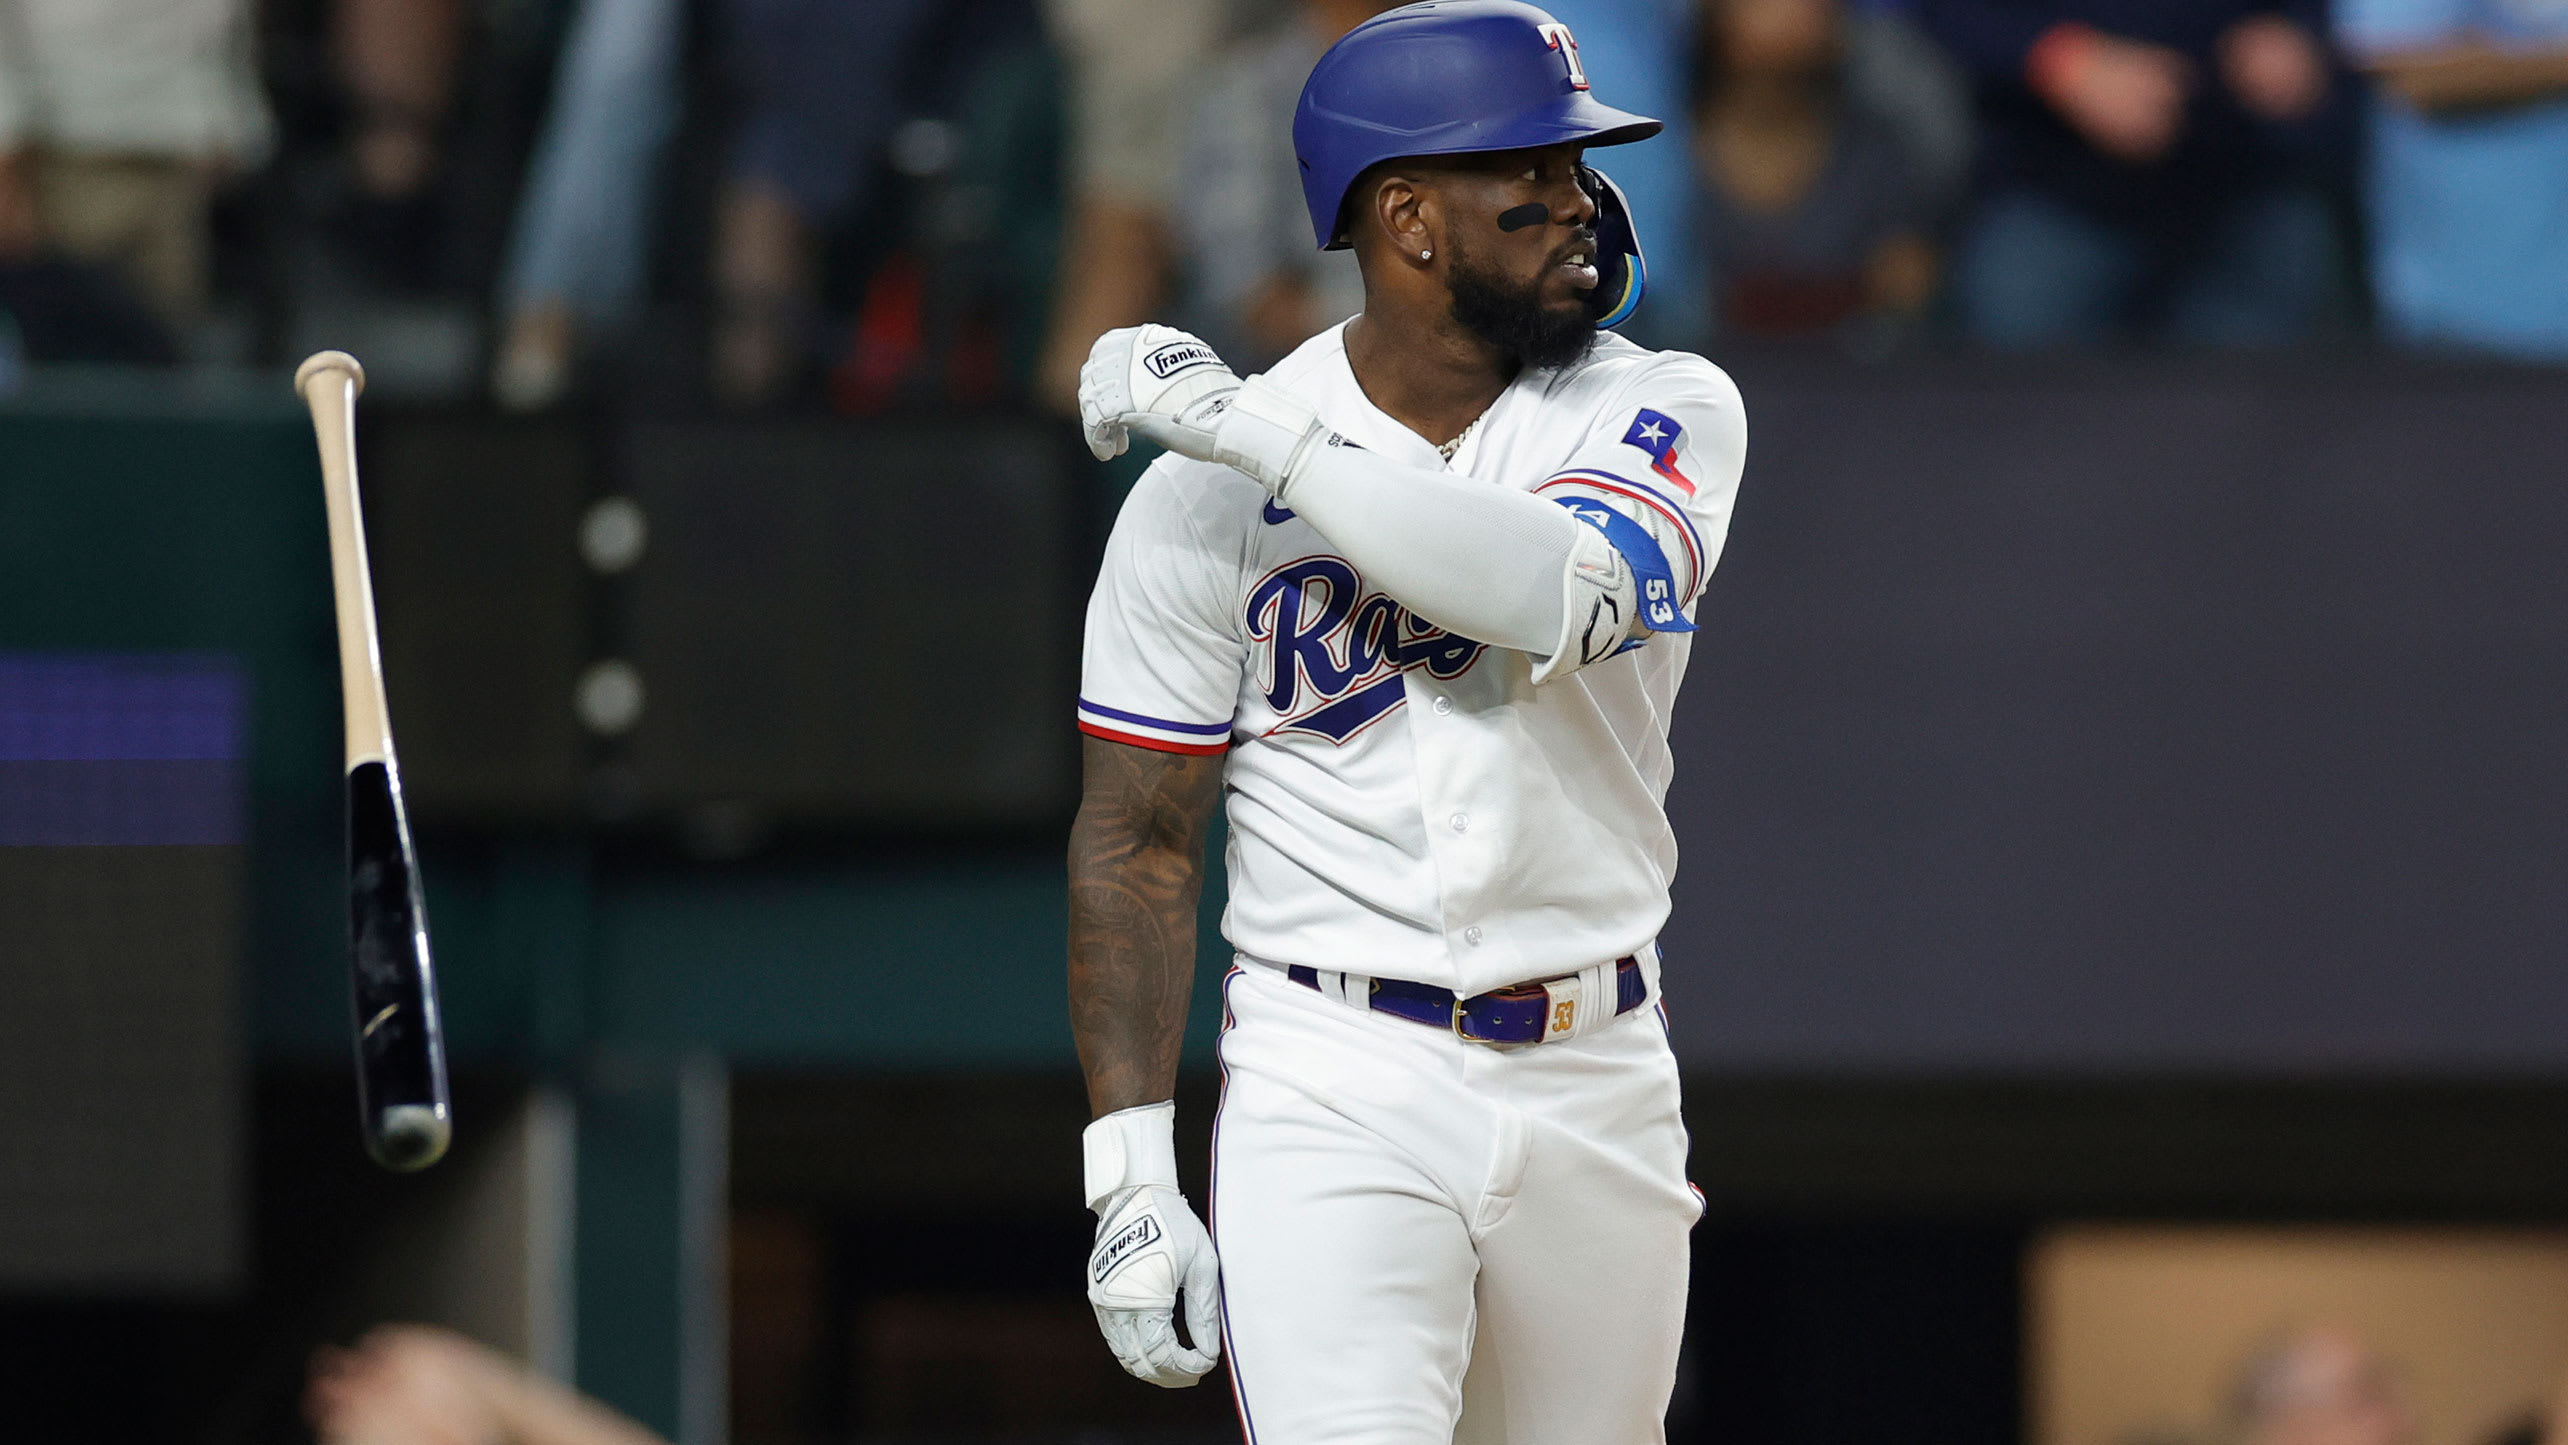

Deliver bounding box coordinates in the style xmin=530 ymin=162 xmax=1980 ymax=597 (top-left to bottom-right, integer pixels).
xmin=1078 ymin=320 xmax=1745 ymax=998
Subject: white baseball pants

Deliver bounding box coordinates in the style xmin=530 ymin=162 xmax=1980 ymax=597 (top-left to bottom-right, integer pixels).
xmin=1210 ymin=960 xmax=1702 ymax=1444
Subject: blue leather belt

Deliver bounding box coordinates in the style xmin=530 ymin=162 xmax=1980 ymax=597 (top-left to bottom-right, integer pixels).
xmin=1287 ymin=957 xmax=1645 ymax=1043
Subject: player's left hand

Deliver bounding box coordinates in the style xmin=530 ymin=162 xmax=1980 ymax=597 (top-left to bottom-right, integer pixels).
xmin=1087 ymin=1181 xmax=1224 ymax=1387
xmin=1079 ymin=324 xmax=1240 ymax=463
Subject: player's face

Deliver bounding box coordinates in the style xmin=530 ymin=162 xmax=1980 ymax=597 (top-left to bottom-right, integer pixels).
xmin=1434 ymin=145 xmax=1601 ymax=369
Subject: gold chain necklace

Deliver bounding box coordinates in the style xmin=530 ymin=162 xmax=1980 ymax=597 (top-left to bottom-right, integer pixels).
xmin=1436 ymin=408 xmax=1488 ymax=464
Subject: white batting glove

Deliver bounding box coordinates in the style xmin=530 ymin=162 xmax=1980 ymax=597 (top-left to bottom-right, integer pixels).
xmin=1078 ymin=325 xmax=1240 ymax=463
xmin=1082 ymin=1101 xmax=1222 ymax=1388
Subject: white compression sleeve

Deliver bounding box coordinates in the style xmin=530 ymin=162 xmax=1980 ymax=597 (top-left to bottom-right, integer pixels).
xmin=1208 ymin=375 xmax=1646 ymax=672
xmin=1278 ymin=439 xmax=1578 ymax=653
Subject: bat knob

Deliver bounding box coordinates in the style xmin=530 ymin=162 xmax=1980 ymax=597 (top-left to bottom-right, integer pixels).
xmin=295 ymin=350 xmax=367 ymax=401
xmin=366 ymin=1103 xmax=452 ymax=1171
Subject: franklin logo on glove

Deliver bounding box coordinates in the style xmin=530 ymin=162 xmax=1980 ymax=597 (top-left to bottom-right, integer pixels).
xmin=1092 ymin=1214 xmax=1162 ymax=1282
xmin=1144 ymin=342 xmax=1221 ymax=380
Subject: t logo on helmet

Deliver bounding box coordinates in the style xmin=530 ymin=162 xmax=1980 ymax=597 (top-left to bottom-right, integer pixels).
xmin=1537 ymin=22 xmax=1589 ymax=90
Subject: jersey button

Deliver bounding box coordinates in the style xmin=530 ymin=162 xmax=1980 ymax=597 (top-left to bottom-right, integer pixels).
xmin=1449 ymin=812 xmax=1469 ymax=833
xmin=1463 ymin=926 xmax=1485 ymax=946
xmin=1431 ymin=696 xmax=1453 ymax=716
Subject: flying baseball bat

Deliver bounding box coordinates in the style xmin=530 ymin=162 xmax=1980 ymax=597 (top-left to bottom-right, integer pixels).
xmin=295 ymin=350 xmax=452 ymax=1172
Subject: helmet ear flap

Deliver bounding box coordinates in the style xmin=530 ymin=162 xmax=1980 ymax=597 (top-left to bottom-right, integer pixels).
xmin=1576 ymin=163 xmax=1647 ymax=329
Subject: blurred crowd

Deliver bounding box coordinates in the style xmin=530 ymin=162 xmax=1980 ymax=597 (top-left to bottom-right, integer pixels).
xmin=2 ymin=0 xmax=2565 ymax=404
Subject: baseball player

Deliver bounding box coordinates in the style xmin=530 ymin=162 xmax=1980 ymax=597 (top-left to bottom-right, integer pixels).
xmin=1066 ymin=4 xmax=1744 ymax=1440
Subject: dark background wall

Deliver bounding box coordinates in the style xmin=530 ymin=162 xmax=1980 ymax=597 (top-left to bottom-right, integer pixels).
xmin=1666 ymin=355 xmax=2568 ymax=1073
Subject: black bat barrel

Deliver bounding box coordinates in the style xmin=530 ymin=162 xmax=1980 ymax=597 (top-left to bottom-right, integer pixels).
xmin=347 ymin=758 xmax=451 ymax=1170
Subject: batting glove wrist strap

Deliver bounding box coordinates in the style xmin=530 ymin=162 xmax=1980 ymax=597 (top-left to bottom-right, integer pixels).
xmin=1082 ymin=1100 xmax=1179 ymax=1214
xmin=1213 ymin=374 xmax=1328 ymax=497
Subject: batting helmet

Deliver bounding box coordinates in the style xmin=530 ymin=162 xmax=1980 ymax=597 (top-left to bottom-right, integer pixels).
xmin=1292 ymin=0 xmax=1662 ymax=326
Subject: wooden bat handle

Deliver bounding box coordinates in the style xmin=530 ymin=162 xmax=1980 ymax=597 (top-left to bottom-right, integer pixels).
xmin=296 ymin=352 xmax=392 ymax=771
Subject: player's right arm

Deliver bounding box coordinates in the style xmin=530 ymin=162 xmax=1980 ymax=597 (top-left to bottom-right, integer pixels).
xmin=1068 ymin=736 xmax=1221 ymax=1117
xmin=1067 ymin=459 xmax=1244 ymax=1390
xmin=1068 ymin=462 xmax=1242 ymax=1104
xmin=1067 ymin=738 xmax=1227 ymax=1385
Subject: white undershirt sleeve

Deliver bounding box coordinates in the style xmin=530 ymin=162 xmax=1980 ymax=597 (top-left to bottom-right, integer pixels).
xmin=1269 ymin=437 xmax=1585 ymax=656
xmin=1212 ymin=375 xmax=1681 ymax=679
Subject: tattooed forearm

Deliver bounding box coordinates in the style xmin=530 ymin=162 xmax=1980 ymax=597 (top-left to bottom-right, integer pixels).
xmin=1068 ymin=736 xmax=1225 ymax=1118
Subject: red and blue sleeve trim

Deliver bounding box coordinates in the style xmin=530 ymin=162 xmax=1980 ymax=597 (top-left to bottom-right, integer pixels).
xmin=1076 ymin=698 xmax=1233 ymax=755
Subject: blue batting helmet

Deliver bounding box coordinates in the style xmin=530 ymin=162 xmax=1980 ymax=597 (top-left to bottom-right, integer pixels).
xmin=1292 ymin=1 xmax=1662 ymax=326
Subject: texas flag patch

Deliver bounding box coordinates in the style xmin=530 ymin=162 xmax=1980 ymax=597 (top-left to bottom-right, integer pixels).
xmin=1620 ymin=409 xmax=1695 ymax=495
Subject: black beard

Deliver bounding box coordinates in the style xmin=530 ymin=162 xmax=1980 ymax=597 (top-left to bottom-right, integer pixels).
xmin=1447 ymin=251 xmax=1598 ymax=370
